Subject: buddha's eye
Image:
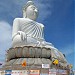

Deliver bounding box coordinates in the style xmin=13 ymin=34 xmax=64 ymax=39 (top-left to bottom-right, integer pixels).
xmin=31 ymin=6 xmax=35 ymax=10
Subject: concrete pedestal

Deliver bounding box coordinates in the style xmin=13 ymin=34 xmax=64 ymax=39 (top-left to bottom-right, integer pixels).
xmin=1 ymin=46 xmax=68 ymax=70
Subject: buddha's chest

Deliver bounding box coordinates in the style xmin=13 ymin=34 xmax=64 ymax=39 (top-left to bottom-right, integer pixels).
xmin=18 ymin=19 xmax=43 ymax=38
xmin=19 ymin=21 xmax=41 ymax=33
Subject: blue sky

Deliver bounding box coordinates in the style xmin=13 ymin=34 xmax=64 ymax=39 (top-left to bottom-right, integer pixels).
xmin=0 ymin=0 xmax=74 ymax=69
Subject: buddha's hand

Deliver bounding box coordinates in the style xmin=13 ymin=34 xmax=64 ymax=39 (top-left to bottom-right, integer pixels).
xmin=17 ymin=31 xmax=27 ymax=41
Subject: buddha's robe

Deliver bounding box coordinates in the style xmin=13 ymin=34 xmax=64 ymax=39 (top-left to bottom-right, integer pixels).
xmin=12 ymin=18 xmax=54 ymax=48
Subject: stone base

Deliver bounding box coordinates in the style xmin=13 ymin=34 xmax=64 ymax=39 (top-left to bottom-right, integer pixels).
xmin=2 ymin=58 xmax=68 ymax=70
xmin=2 ymin=58 xmax=52 ymax=70
xmin=6 ymin=46 xmax=51 ymax=61
xmin=5 ymin=58 xmax=52 ymax=66
xmin=2 ymin=46 xmax=68 ymax=70
xmin=1 ymin=64 xmax=42 ymax=70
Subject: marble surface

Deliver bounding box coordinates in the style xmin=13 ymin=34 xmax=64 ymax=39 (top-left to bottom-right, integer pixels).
xmin=12 ymin=1 xmax=55 ymax=49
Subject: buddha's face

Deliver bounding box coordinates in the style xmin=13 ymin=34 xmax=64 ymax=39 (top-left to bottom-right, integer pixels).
xmin=26 ymin=5 xmax=38 ymax=20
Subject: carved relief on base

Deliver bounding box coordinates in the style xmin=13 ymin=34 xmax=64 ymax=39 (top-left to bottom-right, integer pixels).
xmin=6 ymin=46 xmax=51 ymax=61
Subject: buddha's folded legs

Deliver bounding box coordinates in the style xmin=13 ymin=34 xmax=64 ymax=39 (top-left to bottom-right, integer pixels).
xmin=12 ymin=35 xmax=38 ymax=47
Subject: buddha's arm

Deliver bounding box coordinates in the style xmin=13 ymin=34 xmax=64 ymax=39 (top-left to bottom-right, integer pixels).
xmin=12 ymin=18 xmax=27 ymax=41
xmin=40 ymin=23 xmax=44 ymax=40
xmin=42 ymin=25 xmax=44 ymax=39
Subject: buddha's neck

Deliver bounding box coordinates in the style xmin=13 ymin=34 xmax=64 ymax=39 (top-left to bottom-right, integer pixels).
xmin=23 ymin=15 xmax=36 ymax=21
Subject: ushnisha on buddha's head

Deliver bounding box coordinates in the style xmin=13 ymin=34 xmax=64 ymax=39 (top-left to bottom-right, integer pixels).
xmin=23 ymin=1 xmax=38 ymax=21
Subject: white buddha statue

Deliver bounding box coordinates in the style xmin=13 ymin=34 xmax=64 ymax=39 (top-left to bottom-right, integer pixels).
xmin=12 ymin=1 xmax=54 ymax=48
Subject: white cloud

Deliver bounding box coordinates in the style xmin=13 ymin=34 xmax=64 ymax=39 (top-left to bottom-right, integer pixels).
xmin=0 ymin=21 xmax=12 ymax=62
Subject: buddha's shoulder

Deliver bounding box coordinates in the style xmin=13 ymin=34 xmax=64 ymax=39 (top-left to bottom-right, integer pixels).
xmin=14 ymin=18 xmax=30 ymax=21
xmin=37 ymin=22 xmax=44 ymax=28
xmin=14 ymin=18 xmax=44 ymax=27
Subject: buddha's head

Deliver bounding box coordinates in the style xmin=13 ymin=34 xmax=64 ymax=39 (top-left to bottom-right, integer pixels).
xmin=23 ymin=1 xmax=38 ymax=21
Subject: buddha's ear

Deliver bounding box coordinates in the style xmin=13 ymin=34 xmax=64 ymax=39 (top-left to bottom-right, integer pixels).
xmin=23 ymin=10 xmax=26 ymax=18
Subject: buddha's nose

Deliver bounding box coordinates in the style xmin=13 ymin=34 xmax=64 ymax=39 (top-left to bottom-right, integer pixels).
xmin=34 ymin=9 xmax=38 ymax=13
